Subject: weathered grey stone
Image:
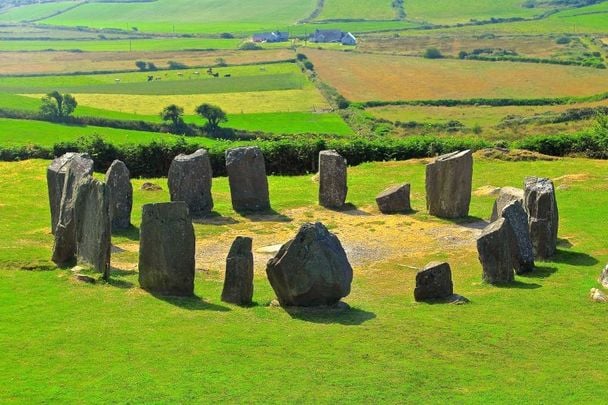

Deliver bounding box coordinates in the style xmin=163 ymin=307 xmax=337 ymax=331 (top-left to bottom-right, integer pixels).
xmin=501 ymin=201 xmax=535 ymax=274
xmin=318 ymin=150 xmax=347 ymax=208
xmin=599 ymin=264 xmax=608 ymax=289
xmin=490 ymin=187 xmax=524 ymax=222
xmin=524 ymin=177 xmax=559 ymax=259
xmin=266 ymin=222 xmax=353 ymax=307
xmin=74 ymin=177 xmax=111 ymax=280
xmin=168 ymin=149 xmax=213 ymax=216
xmin=105 ymin=160 xmax=133 ymax=230
xmin=225 ymin=147 xmax=270 ymax=212
xmin=414 ymin=262 xmax=454 ymax=301
xmin=47 ymin=153 xmax=93 ymax=234
xmin=425 ymin=150 xmax=473 ymax=218
xmin=376 ymin=183 xmax=412 ymax=214
xmin=52 ymin=159 xmax=94 ymax=266
xmin=138 ymin=202 xmax=195 ymax=296
xmin=477 ymin=218 xmax=515 ymax=284
xmin=221 ymin=237 xmax=254 ymax=305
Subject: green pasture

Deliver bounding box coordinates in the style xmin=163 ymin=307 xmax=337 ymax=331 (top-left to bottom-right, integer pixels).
xmin=0 ymin=157 xmax=607 ymax=401
xmin=0 ymin=38 xmax=243 ymax=52
xmin=0 ymin=1 xmax=77 ymax=23
xmin=316 ymin=0 xmax=397 ymax=21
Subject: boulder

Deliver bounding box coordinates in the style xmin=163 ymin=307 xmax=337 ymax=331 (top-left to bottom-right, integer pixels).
xmin=221 ymin=237 xmax=254 ymax=305
xmin=490 ymin=187 xmax=524 ymax=221
xmin=376 ymin=183 xmax=412 ymax=214
xmin=318 ymin=150 xmax=347 ymax=208
xmin=414 ymin=262 xmax=454 ymax=301
xmin=599 ymin=264 xmax=608 ymax=289
xmin=425 ymin=150 xmax=473 ymax=218
xmin=590 ymin=288 xmax=608 ymax=303
xmin=524 ymin=177 xmax=559 ymax=259
xmin=477 ymin=218 xmax=515 ymax=284
xmin=266 ymin=222 xmax=353 ymax=307
xmin=138 ymin=202 xmax=195 ymax=296
xmin=225 ymin=147 xmax=270 ymax=212
xmin=105 ymin=160 xmax=133 ymax=230
xmin=51 ymin=159 xmax=93 ymax=266
xmin=47 ymin=153 xmax=93 ymax=234
xmin=168 ymin=149 xmax=213 ymax=216
xmin=501 ymin=201 xmax=535 ymax=274
xmin=74 ymin=177 xmax=111 ymax=280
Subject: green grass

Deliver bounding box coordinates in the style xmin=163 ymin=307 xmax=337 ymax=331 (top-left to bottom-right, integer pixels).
xmin=0 ymin=1 xmax=78 ymax=23
xmin=316 ymin=0 xmax=397 ymax=21
xmin=0 ymin=157 xmax=607 ymax=401
xmin=226 ymin=111 xmax=353 ymax=135
xmin=0 ymin=38 xmax=243 ymax=52
xmin=38 ymin=0 xmax=317 ymax=34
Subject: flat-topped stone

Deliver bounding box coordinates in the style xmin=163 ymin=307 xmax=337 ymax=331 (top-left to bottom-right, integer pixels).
xmin=490 ymin=187 xmax=524 ymax=222
xmin=225 ymin=147 xmax=270 ymax=212
xmin=425 ymin=150 xmax=473 ymax=219
xmin=477 ymin=218 xmax=515 ymax=284
xmin=318 ymin=150 xmax=347 ymax=209
xmin=168 ymin=149 xmax=213 ymax=216
xmin=414 ymin=262 xmax=453 ymax=302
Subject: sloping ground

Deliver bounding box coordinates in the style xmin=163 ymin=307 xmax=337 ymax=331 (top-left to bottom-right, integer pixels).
xmin=316 ymin=0 xmax=396 ymax=21
xmin=306 ymin=49 xmax=608 ymax=101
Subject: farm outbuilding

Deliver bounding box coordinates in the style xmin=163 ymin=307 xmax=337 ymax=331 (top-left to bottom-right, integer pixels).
xmin=252 ymin=31 xmax=289 ymax=43
xmin=309 ymin=29 xmax=357 ymax=45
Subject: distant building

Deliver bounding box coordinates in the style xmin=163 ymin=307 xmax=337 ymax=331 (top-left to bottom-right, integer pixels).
xmin=252 ymin=31 xmax=289 ymax=43
xmin=309 ymin=29 xmax=357 ymax=45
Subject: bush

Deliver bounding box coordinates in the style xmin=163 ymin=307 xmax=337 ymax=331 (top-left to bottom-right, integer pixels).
xmin=167 ymin=60 xmax=188 ymax=70
xmin=303 ymin=61 xmax=314 ymax=71
xmin=423 ymin=48 xmax=443 ymax=59
xmin=239 ymin=42 xmax=263 ymax=51
xmin=556 ymin=36 xmax=571 ymax=45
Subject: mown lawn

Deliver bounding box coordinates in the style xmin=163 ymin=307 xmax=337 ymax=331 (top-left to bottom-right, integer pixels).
xmin=0 ymin=157 xmax=607 ymax=402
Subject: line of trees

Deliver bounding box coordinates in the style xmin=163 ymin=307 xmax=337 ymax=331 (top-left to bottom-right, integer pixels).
xmin=160 ymin=103 xmax=227 ymax=134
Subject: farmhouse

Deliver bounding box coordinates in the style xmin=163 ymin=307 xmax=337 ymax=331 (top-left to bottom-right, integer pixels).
xmin=252 ymin=31 xmax=289 ymax=43
xmin=309 ymin=29 xmax=357 ymax=45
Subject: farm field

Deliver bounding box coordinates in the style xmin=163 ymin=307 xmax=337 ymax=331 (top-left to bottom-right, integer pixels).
xmin=0 ymin=1 xmax=77 ymax=23
xmin=316 ymin=0 xmax=397 ymax=21
xmin=1 ymin=157 xmax=608 ymax=402
xmin=0 ymin=49 xmax=294 ymax=75
xmin=0 ymin=38 xmax=243 ymax=52
xmin=306 ymin=49 xmax=608 ymax=102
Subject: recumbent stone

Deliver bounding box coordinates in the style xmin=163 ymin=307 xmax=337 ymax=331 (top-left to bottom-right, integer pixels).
xmin=376 ymin=183 xmax=412 ymax=214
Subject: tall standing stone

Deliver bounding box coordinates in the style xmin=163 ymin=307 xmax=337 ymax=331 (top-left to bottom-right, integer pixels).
xmin=105 ymin=160 xmax=133 ymax=230
xmin=221 ymin=237 xmax=254 ymax=306
xmin=225 ymin=147 xmax=270 ymax=212
xmin=490 ymin=187 xmax=524 ymax=222
xmin=414 ymin=262 xmax=454 ymax=301
xmin=524 ymin=177 xmax=559 ymax=259
xmin=477 ymin=218 xmax=515 ymax=284
xmin=266 ymin=222 xmax=353 ymax=307
xmin=51 ymin=159 xmax=94 ymax=266
xmin=47 ymin=153 xmax=93 ymax=234
xmin=138 ymin=202 xmax=195 ymax=296
xmin=425 ymin=150 xmax=473 ymax=219
xmin=168 ymin=149 xmax=213 ymax=216
xmin=318 ymin=150 xmax=347 ymax=209
xmin=74 ymin=177 xmax=111 ymax=280
xmin=501 ymin=201 xmax=535 ymax=274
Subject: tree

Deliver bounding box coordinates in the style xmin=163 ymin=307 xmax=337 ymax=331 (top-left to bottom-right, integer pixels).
xmin=135 ymin=60 xmax=147 ymax=71
xmin=195 ymin=103 xmax=227 ymax=131
xmin=40 ymin=91 xmax=77 ymax=122
xmin=160 ymin=104 xmax=185 ymax=133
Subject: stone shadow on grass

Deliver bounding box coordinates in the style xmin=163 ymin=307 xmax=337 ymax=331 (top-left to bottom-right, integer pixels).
xmin=282 ymin=303 xmax=376 ymax=325
xmin=550 ymin=249 xmax=598 ymax=267
xmin=326 ymin=203 xmax=371 ymax=216
xmin=152 ymin=293 xmax=231 ymax=312
xmin=192 ymin=211 xmax=239 ymax=225
xmin=106 ymin=277 xmax=135 ymax=289
xmin=519 ymin=265 xmax=558 ymax=279
xmin=239 ymin=208 xmax=292 ymax=223
xmin=112 ymin=225 xmax=139 ymax=241
xmin=493 ymin=280 xmax=542 ymax=289
xmin=419 ymin=294 xmax=470 ymax=305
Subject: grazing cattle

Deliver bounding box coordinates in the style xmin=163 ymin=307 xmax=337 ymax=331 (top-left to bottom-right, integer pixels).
xmin=224 ymin=74 xmax=231 ymax=77
xmin=147 ymin=75 xmax=153 ymax=82
xmin=213 ymin=73 xmax=219 ymax=77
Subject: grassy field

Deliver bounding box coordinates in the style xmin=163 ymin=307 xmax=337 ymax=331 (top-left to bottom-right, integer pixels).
xmin=306 ymin=49 xmax=608 ymax=102
xmin=0 ymin=49 xmax=294 ymax=75
xmin=316 ymin=0 xmax=396 ymax=21
xmin=0 ymin=1 xmax=78 ymax=23
xmin=1 ymin=157 xmax=607 ymax=401
xmin=38 ymin=0 xmax=317 ymax=34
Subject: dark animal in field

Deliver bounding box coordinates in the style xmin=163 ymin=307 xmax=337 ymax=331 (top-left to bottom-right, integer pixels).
xmin=224 ymin=74 xmax=231 ymax=77
xmin=207 ymin=68 xmax=213 ymax=74
xmin=155 ymin=77 xmax=161 ymax=80
xmin=213 ymin=73 xmax=219 ymax=77
xmin=147 ymin=75 xmax=153 ymax=82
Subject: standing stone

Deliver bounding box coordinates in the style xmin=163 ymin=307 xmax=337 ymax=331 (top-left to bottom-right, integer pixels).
xmin=221 ymin=237 xmax=254 ymax=305
xmin=74 ymin=177 xmax=111 ymax=280
xmin=105 ymin=160 xmax=133 ymax=230
xmin=501 ymin=201 xmax=535 ymax=274
xmin=376 ymin=183 xmax=412 ymax=214
xmin=318 ymin=150 xmax=347 ymax=209
xmin=52 ymin=159 xmax=93 ymax=266
xmin=225 ymin=147 xmax=270 ymax=212
xmin=266 ymin=222 xmax=353 ymax=307
xmin=490 ymin=187 xmax=524 ymax=222
xmin=138 ymin=202 xmax=195 ymax=296
xmin=425 ymin=150 xmax=473 ymax=219
xmin=414 ymin=262 xmax=454 ymax=301
xmin=598 ymin=264 xmax=608 ymax=289
xmin=524 ymin=177 xmax=559 ymax=259
xmin=477 ymin=218 xmax=515 ymax=284
xmin=47 ymin=153 xmax=93 ymax=234
xmin=168 ymin=149 xmax=213 ymax=216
